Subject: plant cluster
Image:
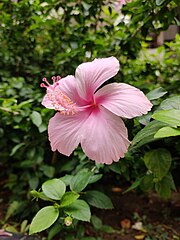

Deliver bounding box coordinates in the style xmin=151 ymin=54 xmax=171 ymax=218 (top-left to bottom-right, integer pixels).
xmin=0 ymin=0 xmax=179 ymax=238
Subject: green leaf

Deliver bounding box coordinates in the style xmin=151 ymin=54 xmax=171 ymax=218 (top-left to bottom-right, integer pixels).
xmin=124 ymin=177 xmax=144 ymax=193
xmin=5 ymin=201 xmax=21 ymax=221
xmin=152 ymin=109 xmax=180 ymax=126
xmin=91 ymin=216 xmax=116 ymax=234
xmin=91 ymin=215 xmax=103 ymax=230
xmin=160 ymin=96 xmax=180 ymax=110
xmin=154 ymin=126 xmax=180 ymax=138
xmin=60 ymin=175 xmax=73 ymax=186
xmin=30 ymin=111 xmax=42 ymax=127
xmin=29 ymin=206 xmax=59 ymax=234
xmin=146 ymin=87 xmax=167 ymax=100
xmin=64 ymin=199 xmax=91 ymax=222
xmin=60 ymin=191 xmax=80 ymax=207
xmin=10 ymin=143 xmax=25 ymax=156
xmin=155 ymin=174 xmax=176 ymax=199
xmin=131 ymin=120 xmax=167 ymax=148
xmin=42 ymin=179 xmax=66 ymax=200
xmin=144 ymin=149 xmax=172 ymax=180
xmin=40 ymin=165 xmax=55 ymax=178
xmin=88 ymin=174 xmax=103 ymax=184
xmin=70 ymin=170 xmax=92 ymax=192
xmin=140 ymin=174 xmax=154 ymax=192
xmin=84 ymin=190 xmax=113 ymax=209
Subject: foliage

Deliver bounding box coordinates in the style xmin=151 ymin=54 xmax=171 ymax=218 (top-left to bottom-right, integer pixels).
xmin=29 ymin=168 xmax=113 ymax=235
xmin=0 ymin=0 xmax=179 ymax=237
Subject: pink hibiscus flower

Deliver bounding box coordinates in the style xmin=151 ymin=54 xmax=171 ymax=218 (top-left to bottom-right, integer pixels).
xmin=41 ymin=57 xmax=152 ymax=164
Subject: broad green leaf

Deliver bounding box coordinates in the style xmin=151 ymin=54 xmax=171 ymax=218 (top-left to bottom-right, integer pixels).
xmin=88 ymin=174 xmax=103 ymax=184
xmin=84 ymin=190 xmax=113 ymax=209
xmin=108 ymin=162 xmax=122 ymax=174
xmin=131 ymin=120 xmax=167 ymax=149
xmin=30 ymin=111 xmax=42 ymax=127
xmin=155 ymin=174 xmax=176 ymax=199
xmin=60 ymin=191 xmax=80 ymax=207
xmin=29 ymin=206 xmax=59 ymax=234
xmin=64 ymin=200 xmax=91 ymax=222
xmin=144 ymin=149 xmax=172 ymax=180
xmin=160 ymin=95 xmax=180 ymax=110
xmin=154 ymin=126 xmax=180 ymax=138
xmin=152 ymin=109 xmax=180 ymax=126
xmin=40 ymin=165 xmax=55 ymax=178
xmin=42 ymin=179 xmax=66 ymax=200
xmin=146 ymin=87 xmax=167 ymax=100
xmin=140 ymin=174 xmax=154 ymax=192
xmin=47 ymin=222 xmax=63 ymax=240
xmin=70 ymin=170 xmax=92 ymax=192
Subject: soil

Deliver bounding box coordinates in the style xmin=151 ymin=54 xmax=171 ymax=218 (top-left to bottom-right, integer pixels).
xmin=84 ymin=188 xmax=180 ymax=240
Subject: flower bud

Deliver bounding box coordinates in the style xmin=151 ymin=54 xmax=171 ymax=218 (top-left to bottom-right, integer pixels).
xmin=64 ymin=216 xmax=73 ymax=226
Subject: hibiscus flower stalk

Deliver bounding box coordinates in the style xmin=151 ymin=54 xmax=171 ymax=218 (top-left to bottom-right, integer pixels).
xmin=41 ymin=57 xmax=152 ymax=164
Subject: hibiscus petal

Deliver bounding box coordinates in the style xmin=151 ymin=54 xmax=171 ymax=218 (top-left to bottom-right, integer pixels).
xmin=58 ymin=75 xmax=87 ymax=106
xmin=75 ymin=57 xmax=120 ymax=101
xmin=42 ymin=94 xmax=55 ymax=109
xmin=95 ymin=83 xmax=152 ymax=118
xmin=48 ymin=111 xmax=90 ymax=156
xmin=81 ymin=106 xmax=130 ymax=164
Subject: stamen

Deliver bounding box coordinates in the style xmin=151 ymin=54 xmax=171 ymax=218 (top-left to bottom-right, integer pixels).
xmin=41 ymin=76 xmax=76 ymax=115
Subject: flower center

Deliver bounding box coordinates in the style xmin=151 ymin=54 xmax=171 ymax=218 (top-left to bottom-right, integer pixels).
xmin=41 ymin=76 xmax=76 ymax=115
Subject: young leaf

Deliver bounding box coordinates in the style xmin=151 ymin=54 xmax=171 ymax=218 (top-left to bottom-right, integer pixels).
xmin=84 ymin=190 xmax=113 ymax=209
xmin=30 ymin=111 xmax=42 ymax=127
xmin=29 ymin=206 xmax=59 ymax=234
xmin=70 ymin=170 xmax=92 ymax=193
xmin=144 ymin=149 xmax=172 ymax=181
xmin=60 ymin=191 xmax=80 ymax=207
xmin=64 ymin=199 xmax=91 ymax=222
xmin=42 ymin=179 xmax=66 ymax=200
xmin=131 ymin=120 xmax=167 ymax=149
xmin=152 ymin=109 xmax=180 ymax=126
xmin=154 ymin=126 xmax=180 ymax=138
